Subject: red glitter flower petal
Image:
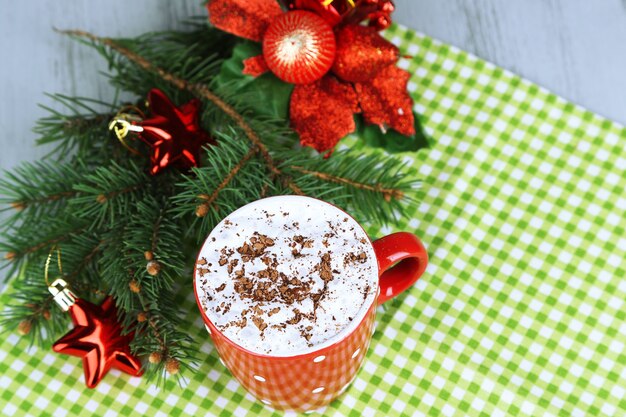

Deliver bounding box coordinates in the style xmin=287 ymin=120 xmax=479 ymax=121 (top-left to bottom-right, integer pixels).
xmin=368 ymin=12 xmax=393 ymax=30
xmin=332 ymin=24 xmax=399 ymax=83
xmin=355 ymin=65 xmax=415 ymax=136
xmin=290 ymin=76 xmax=360 ymax=154
xmin=243 ymin=54 xmax=269 ymax=77
xmin=207 ymin=0 xmax=283 ymax=42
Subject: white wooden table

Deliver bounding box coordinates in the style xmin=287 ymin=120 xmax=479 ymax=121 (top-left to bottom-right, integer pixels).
xmin=1 ymin=0 xmax=625 ymax=172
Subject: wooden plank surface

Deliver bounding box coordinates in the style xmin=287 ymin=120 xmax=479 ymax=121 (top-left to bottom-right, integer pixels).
xmin=1 ymin=0 xmax=625 ymax=172
xmin=394 ymin=0 xmax=626 ymax=127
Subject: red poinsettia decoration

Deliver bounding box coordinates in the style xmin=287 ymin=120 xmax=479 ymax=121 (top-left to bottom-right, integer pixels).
xmin=207 ymin=0 xmax=415 ymax=155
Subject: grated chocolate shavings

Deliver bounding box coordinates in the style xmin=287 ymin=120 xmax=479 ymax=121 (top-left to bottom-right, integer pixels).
xmin=252 ymin=315 xmax=267 ymax=332
xmin=233 ymin=317 xmax=247 ymax=328
xmin=318 ymin=252 xmax=333 ymax=283
xmin=344 ymin=251 xmax=369 ymax=267
xmin=203 ymin=213 xmax=375 ymax=354
xmin=286 ymin=309 xmax=302 ymax=325
xmin=268 ymin=307 xmax=280 ymax=316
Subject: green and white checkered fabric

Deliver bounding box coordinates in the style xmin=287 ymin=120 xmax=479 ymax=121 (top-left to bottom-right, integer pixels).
xmin=2 ymin=24 xmax=625 ymax=416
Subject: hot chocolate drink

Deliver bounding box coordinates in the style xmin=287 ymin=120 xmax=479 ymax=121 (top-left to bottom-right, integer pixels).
xmin=195 ymin=196 xmax=378 ymax=355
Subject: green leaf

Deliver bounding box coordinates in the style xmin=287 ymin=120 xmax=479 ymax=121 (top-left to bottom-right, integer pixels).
xmin=213 ymin=41 xmax=293 ymax=120
xmin=356 ymin=112 xmax=431 ymax=153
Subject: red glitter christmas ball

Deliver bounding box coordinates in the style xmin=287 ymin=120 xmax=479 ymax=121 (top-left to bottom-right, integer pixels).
xmin=262 ymin=10 xmax=336 ymax=84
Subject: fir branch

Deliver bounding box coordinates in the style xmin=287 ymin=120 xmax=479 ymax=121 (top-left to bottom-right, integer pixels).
xmin=172 ymin=133 xmax=272 ymax=242
xmin=0 ymin=161 xmax=83 ymax=226
xmin=69 ymin=160 xmax=149 ymax=228
xmin=1 ymin=23 xmax=426 ymax=387
xmin=98 ymin=226 xmax=141 ymax=310
xmin=197 ymin=145 xmax=259 ymax=210
xmin=35 ymin=94 xmax=116 ymax=160
xmin=0 ymin=216 xmax=88 ymax=277
xmin=122 ymin=196 xmax=186 ymax=295
xmin=128 ymin=290 xmax=197 ymax=385
xmin=97 ymin=195 xmax=195 ymax=383
xmin=18 ymin=233 xmax=107 ymax=304
xmin=288 ymin=165 xmax=405 ymax=202
xmin=15 ymin=191 xmax=76 ymax=208
xmin=0 ymin=238 xmax=105 ymax=346
xmin=73 ymin=24 xmax=237 ymax=105
xmin=60 ymin=29 xmax=304 ymax=195
xmin=0 ymin=276 xmax=67 ymax=346
xmin=280 ymin=149 xmax=420 ymax=225
xmin=63 ymin=239 xmax=105 ymax=287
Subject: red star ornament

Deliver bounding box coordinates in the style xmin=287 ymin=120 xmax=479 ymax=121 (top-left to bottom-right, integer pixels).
xmin=53 ymin=296 xmax=143 ymax=388
xmin=139 ymin=89 xmax=214 ymax=175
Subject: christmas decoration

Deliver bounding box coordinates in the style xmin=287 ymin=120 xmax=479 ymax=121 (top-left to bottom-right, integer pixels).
xmin=207 ymin=0 xmax=417 ymax=154
xmin=280 ymin=0 xmax=395 ymax=29
xmin=110 ymin=89 xmax=214 ymax=175
xmin=347 ymin=0 xmax=396 ymax=30
xmin=1 ymin=10 xmax=425 ymax=385
xmin=331 ymin=24 xmax=398 ymax=82
xmin=280 ymin=0 xmax=358 ymax=26
xmin=354 ymin=64 xmax=415 ymax=135
xmin=262 ymin=11 xmax=336 ymax=84
xmin=49 ymin=279 xmax=143 ymax=388
xmin=208 ymin=0 xmax=282 ymax=42
xmin=290 ymin=76 xmax=359 ymax=154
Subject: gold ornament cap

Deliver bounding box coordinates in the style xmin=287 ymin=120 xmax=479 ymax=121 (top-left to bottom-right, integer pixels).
xmin=48 ymin=278 xmax=76 ymax=312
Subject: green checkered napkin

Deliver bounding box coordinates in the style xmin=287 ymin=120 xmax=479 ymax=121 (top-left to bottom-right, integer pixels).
xmin=1 ymin=24 xmax=625 ymax=417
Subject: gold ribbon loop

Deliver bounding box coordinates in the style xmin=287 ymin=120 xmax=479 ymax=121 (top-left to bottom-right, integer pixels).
xmin=108 ymin=118 xmax=144 ymax=156
xmin=45 ymin=246 xmax=76 ymax=311
xmin=108 ymin=104 xmax=146 ymax=156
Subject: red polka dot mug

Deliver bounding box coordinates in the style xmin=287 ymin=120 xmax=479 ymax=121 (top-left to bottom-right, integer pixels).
xmin=194 ymin=196 xmax=428 ymax=412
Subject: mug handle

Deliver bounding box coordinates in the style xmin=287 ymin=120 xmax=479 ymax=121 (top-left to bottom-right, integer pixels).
xmin=371 ymin=232 xmax=428 ymax=304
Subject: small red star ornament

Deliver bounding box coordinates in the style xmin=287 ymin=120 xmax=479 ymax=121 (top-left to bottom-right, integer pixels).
xmin=49 ymin=279 xmax=143 ymax=388
xmin=138 ymin=89 xmax=214 ymax=175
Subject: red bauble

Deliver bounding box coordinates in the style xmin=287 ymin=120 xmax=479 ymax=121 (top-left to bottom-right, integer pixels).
xmin=262 ymin=10 xmax=336 ymax=84
xmin=53 ymin=297 xmax=143 ymax=388
xmin=139 ymin=89 xmax=214 ymax=175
